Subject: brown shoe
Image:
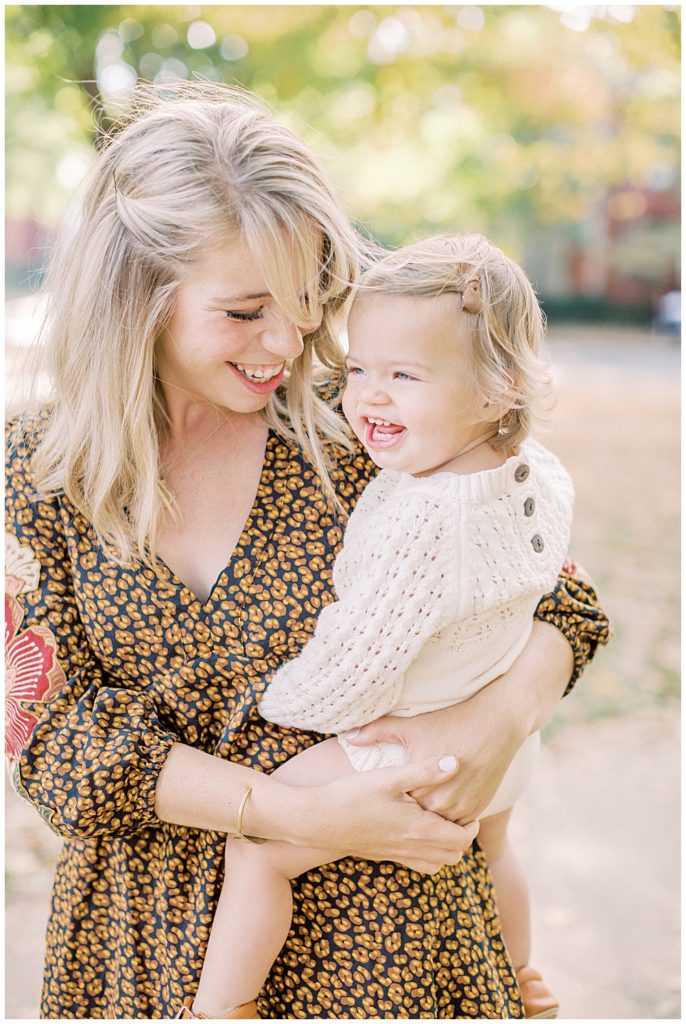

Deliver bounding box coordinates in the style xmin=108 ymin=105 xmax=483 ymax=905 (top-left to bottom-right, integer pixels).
xmin=175 ymin=996 xmax=260 ymax=1019
xmin=516 ymin=967 xmax=560 ymax=1019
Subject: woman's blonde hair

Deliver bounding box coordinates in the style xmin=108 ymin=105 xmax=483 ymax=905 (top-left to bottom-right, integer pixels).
xmin=32 ymin=81 xmax=363 ymax=566
xmin=360 ymin=233 xmax=553 ymax=449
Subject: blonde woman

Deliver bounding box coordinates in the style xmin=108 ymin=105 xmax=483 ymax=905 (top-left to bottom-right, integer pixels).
xmin=6 ymin=83 xmax=609 ymax=1020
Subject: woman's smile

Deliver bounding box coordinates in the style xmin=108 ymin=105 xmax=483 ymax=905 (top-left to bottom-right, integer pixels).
xmin=226 ymin=360 xmax=286 ymax=393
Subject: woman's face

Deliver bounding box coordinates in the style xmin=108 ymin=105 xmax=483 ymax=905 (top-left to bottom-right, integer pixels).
xmin=157 ymin=236 xmax=311 ymax=415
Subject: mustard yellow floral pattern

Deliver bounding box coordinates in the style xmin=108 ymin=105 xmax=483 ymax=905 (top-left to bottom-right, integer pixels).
xmin=6 ymin=404 xmax=609 ymax=1020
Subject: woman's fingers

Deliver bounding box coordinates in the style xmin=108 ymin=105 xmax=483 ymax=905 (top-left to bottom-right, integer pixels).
xmin=400 ymin=859 xmax=448 ymax=875
xmin=400 ymin=820 xmax=480 ymax=875
xmin=379 ymin=754 xmax=460 ymax=794
xmin=344 ymin=715 xmax=408 ymax=747
xmin=311 ymin=756 xmax=476 ymax=866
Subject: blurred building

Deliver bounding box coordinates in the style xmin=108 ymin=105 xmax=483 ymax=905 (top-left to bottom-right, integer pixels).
xmin=526 ymin=185 xmax=680 ymax=323
xmin=5 ymin=187 xmax=680 ymax=324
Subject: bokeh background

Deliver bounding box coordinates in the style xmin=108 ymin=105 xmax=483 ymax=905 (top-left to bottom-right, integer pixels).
xmin=5 ymin=4 xmax=680 ymax=1020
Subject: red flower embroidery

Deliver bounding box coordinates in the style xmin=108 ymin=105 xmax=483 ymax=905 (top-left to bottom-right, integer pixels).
xmin=5 ymin=580 xmax=66 ymax=764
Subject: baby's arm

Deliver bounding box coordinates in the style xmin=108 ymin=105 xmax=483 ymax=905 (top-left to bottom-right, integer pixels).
xmin=259 ymin=490 xmax=458 ymax=734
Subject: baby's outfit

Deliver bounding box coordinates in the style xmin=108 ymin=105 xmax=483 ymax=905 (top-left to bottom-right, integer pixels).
xmin=259 ymin=440 xmax=573 ymax=817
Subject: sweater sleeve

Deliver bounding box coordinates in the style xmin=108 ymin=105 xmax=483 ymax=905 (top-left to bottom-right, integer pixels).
xmin=258 ymin=491 xmax=456 ymax=734
xmin=6 ymin=416 xmax=177 ymax=839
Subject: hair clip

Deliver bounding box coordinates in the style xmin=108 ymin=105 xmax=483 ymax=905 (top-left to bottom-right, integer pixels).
xmin=461 ymin=275 xmax=482 ymax=315
xmin=456 ymin=262 xmax=483 ymax=315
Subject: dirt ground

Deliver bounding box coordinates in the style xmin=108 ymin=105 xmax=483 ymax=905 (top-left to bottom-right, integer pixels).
xmin=4 ymin=324 xmax=681 ymax=1019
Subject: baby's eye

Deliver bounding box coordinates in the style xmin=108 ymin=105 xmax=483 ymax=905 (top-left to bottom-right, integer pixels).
xmin=394 ymin=371 xmax=417 ymax=381
xmin=345 ymin=365 xmax=364 ymax=375
xmin=224 ymin=309 xmax=264 ymax=322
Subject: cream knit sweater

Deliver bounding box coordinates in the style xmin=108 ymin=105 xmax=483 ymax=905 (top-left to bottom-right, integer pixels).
xmin=259 ymin=439 xmax=573 ymax=800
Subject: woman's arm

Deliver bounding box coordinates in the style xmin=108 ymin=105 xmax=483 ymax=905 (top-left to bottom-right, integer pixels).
xmin=7 ymin=416 xmax=178 ymax=838
xmin=155 ymin=742 xmax=478 ymax=873
xmin=347 ymin=569 xmax=610 ymax=824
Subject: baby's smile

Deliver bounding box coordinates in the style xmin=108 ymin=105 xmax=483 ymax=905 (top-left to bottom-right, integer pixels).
xmin=364 ymin=416 xmax=407 ymax=449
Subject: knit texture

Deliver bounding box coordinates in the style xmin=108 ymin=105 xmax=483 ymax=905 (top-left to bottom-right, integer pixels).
xmin=259 ymin=439 xmax=573 ymax=738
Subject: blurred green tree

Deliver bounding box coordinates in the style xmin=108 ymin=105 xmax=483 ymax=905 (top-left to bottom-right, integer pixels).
xmin=6 ymin=4 xmax=680 ymax=257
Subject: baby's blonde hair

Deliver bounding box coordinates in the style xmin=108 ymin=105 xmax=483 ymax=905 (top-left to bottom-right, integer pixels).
xmin=360 ymin=233 xmax=553 ymax=449
xmin=31 ymin=81 xmax=362 ymax=566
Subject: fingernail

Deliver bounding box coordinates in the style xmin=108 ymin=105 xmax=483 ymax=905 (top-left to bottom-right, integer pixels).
xmin=346 ymin=729 xmax=360 ymax=739
xmin=438 ymin=755 xmax=456 ymax=772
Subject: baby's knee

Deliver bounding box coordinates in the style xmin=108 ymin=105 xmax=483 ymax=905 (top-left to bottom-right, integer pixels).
xmin=226 ymin=836 xmax=272 ymax=873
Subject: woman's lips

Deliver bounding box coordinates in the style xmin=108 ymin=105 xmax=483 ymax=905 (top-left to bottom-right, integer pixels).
xmin=226 ymin=361 xmax=285 ymax=394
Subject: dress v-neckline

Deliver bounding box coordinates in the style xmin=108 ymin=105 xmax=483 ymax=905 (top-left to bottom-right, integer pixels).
xmin=155 ymin=429 xmax=280 ymax=610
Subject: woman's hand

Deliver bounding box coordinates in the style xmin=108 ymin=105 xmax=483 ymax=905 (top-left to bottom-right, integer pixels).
xmin=345 ymin=620 xmax=574 ymax=824
xmin=285 ymin=756 xmax=480 ymax=874
xmin=345 ymin=691 xmax=523 ymax=824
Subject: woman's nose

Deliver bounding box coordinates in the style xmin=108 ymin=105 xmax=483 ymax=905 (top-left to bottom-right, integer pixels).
xmin=260 ymin=312 xmax=304 ymax=359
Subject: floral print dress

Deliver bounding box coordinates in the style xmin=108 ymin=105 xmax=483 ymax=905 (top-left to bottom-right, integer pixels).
xmin=5 ymin=404 xmax=610 ymax=1020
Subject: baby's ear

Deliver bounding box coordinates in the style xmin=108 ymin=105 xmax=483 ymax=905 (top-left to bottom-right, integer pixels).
xmin=480 ymin=393 xmax=509 ymax=419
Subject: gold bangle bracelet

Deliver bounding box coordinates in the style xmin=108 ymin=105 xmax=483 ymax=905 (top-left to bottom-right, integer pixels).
xmin=234 ymin=785 xmax=267 ymax=844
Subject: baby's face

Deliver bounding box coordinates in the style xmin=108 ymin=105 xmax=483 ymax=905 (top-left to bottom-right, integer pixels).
xmin=343 ymin=293 xmax=495 ymax=476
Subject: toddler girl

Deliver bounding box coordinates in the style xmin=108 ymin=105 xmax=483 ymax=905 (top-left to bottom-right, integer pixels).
xmin=184 ymin=234 xmax=572 ymax=1020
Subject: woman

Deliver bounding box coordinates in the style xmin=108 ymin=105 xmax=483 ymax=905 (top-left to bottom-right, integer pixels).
xmin=6 ymin=83 xmax=609 ymax=1020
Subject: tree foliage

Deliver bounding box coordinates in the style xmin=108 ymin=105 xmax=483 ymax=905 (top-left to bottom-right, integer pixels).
xmin=6 ymin=4 xmax=681 ymax=257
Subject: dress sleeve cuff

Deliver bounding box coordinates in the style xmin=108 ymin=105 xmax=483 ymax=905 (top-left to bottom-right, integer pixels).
xmin=534 ymin=565 xmax=611 ymax=695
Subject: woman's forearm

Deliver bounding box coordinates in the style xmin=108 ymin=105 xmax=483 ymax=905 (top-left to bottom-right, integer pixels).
xmin=154 ymin=742 xmax=478 ymax=871
xmin=508 ymin=619 xmax=575 ymax=736
xmin=154 ymin=743 xmax=306 ymax=840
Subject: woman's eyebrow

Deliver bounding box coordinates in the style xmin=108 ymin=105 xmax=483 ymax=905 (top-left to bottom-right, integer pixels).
xmin=210 ymin=291 xmax=271 ymax=304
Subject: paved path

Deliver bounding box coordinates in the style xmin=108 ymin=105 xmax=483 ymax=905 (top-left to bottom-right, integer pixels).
xmin=513 ymin=705 xmax=680 ymax=1020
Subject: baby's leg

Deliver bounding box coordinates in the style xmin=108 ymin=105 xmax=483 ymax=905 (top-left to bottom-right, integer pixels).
xmin=192 ymin=738 xmax=354 ymax=1016
xmin=478 ymin=808 xmax=531 ymax=971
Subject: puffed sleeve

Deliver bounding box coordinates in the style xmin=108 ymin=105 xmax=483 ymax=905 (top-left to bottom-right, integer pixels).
xmin=259 ymin=489 xmax=458 ymax=734
xmin=6 ymin=414 xmax=177 ymax=839
xmin=534 ymin=560 xmax=611 ymax=696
